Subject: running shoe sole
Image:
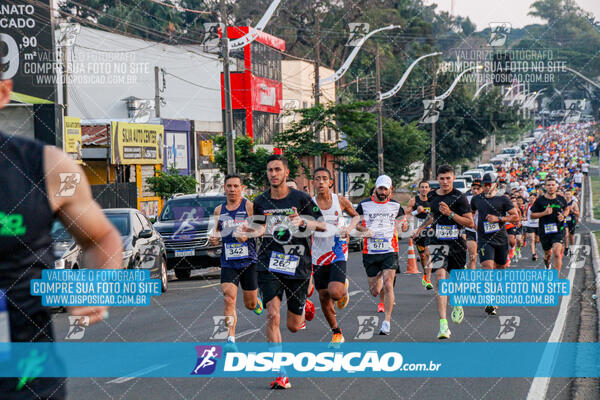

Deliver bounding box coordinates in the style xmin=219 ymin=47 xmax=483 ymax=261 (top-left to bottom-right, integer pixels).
xmin=437 ymin=328 xmax=451 ymax=339
xmin=451 ymin=306 xmax=464 ymax=324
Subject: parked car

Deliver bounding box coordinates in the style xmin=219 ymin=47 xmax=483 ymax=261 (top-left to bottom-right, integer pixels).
xmin=489 ymin=158 xmax=504 ymax=169
xmin=453 ymin=179 xmax=468 ymax=193
xmin=477 ymin=163 xmax=495 ymax=173
xmin=153 ymin=194 xmax=225 ymax=280
xmin=104 ymin=209 xmax=168 ymax=292
xmin=51 ymin=220 xmax=82 ymax=270
xmin=500 ymin=147 xmax=523 ymax=159
xmin=428 ymin=180 xmax=440 ymax=190
xmin=463 ymin=169 xmax=485 ymax=180
xmin=456 ymin=175 xmax=473 ymax=185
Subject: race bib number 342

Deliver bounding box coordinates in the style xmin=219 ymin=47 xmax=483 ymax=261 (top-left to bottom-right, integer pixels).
xmin=224 ymin=242 xmax=249 ymax=260
xmin=268 ymin=252 xmax=299 ymax=276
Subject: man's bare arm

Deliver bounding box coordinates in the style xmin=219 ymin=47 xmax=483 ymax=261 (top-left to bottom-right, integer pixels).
xmin=45 ymin=146 xmax=122 ymax=324
xmin=45 ymin=146 xmax=122 ymax=269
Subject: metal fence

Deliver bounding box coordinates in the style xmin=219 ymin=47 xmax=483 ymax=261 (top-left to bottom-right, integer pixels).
xmin=91 ymin=182 xmax=137 ymax=209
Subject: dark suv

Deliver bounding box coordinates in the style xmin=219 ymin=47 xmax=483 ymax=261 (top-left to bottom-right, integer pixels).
xmin=153 ymin=194 xmax=225 ymax=280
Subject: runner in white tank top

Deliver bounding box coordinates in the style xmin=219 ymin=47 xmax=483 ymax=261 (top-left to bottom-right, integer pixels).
xmin=312 ymin=193 xmax=348 ymax=265
xmin=311 ymin=168 xmax=360 ymax=347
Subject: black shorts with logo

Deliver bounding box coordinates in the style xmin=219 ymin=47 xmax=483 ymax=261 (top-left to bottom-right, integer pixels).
xmin=363 ymin=253 xmax=398 ymax=278
xmin=478 ymin=241 xmax=509 ymax=265
xmin=429 ymin=238 xmax=467 ymax=272
xmin=525 ymin=226 xmax=539 ymax=234
xmin=220 ymin=264 xmax=258 ymax=291
xmin=566 ymin=222 xmax=576 ymax=233
xmin=465 ymin=229 xmax=477 ymax=242
xmin=313 ymin=261 xmax=347 ymax=290
xmin=540 ymin=232 xmax=565 ymax=251
xmin=507 ymin=227 xmax=517 ymax=236
xmin=257 ymin=270 xmax=309 ymax=315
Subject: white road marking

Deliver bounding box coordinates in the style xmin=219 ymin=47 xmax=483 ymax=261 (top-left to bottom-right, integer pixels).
xmin=348 ymin=290 xmax=363 ymax=296
xmin=169 ymin=283 xmax=221 ymax=290
xmin=107 ymin=363 xmax=169 ymax=384
xmin=526 ymin=233 xmax=580 ymax=399
xmin=236 ymin=329 xmax=260 ymax=339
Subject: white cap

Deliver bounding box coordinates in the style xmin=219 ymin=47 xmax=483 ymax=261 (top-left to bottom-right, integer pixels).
xmin=375 ymin=175 xmax=392 ymax=189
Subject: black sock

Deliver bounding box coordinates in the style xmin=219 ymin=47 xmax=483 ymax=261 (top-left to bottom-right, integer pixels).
xmin=332 ymin=327 xmax=342 ymax=334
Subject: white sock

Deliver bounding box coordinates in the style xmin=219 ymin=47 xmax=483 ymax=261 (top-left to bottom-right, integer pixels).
xmin=227 ymin=335 xmax=235 ymax=343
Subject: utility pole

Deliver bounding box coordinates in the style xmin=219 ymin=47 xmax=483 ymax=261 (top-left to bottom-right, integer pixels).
xmin=154 ymin=66 xmax=161 ymax=118
xmin=430 ymin=68 xmax=438 ymax=177
xmin=221 ymin=0 xmax=236 ymax=174
xmin=314 ymin=7 xmax=322 ymax=170
xmin=376 ymin=44 xmax=384 ymax=175
xmin=62 ymin=45 xmax=68 ymax=116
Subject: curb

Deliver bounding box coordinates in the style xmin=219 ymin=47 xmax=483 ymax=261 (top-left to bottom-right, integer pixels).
xmin=585 ymin=176 xmax=600 ymax=338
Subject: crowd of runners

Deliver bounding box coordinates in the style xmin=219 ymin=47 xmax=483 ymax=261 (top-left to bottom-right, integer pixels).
xmin=207 ymin=123 xmax=596 ymax=389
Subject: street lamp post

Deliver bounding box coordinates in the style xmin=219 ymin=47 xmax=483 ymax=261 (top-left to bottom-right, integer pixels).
xmin=427 ymin=65 xmax=483 ymax=175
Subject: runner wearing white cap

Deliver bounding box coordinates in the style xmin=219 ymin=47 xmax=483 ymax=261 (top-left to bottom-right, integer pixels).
xmin=355 ymin=175 xmax=408 ymax=335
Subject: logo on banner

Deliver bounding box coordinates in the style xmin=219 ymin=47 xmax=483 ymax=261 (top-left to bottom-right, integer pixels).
xmin=354 ymin=316 xmax=379 ymax=339
xmin=347 ymin=173 xmax=369 ymax=197
xmin=191 ymin=345 xmax=222 ymax=375
xmin=210 ymin=316 xmax=233 ymax=340
xmin=488 ymin=23 xmax=511 ymax=47
xmin=568 ymin=245 xmax=589 ymax=269
xmin=564 ymin=100 xmax=585 ymax=123
xmin=496 ymin=316 xmax=520 ymax=339
xmin=420 ymin=100 xmax=444 ymax=124
xmin=259 ymin=83 xmax=277 ymax=106
xmin=346 ymin=23 xmax=370 ymax=46
xmin=429 ymin=245 xmax=449 ymax=270
xmin=65 ymin=316 xmax=89 ymax=339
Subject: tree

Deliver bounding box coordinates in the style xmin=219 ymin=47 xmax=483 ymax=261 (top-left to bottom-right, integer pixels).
xmin=213 ymin=135 xmax=271 ymax=190
xmin=146 ymin=165 xmax=198 ymax=199
xmin=337 ymin=109 xmax=430 ymax=184
xmin=274 ymin=103 xmax=347 ymax=179
xmin=275 ymin=101 xmax=430 ymax=185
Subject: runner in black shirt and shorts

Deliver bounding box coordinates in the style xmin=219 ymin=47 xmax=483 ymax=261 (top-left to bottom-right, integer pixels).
xmin=470 ymin=173 xmax=520 ymax=315
xmin=412 ymin=165 xmax=474 ymax=339
xmin=530 ymin=177 xmax=570 ymax=273
xmin=245 ymin=154 xmax=326 ymax=390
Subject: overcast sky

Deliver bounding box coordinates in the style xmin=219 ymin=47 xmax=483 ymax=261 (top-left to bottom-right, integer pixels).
xmin=426 ymin=0 xmax=600 ymax=29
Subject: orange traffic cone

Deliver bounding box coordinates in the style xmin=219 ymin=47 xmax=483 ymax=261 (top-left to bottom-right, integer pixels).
xmin=406 ymin=238 xmax=420 ymax=274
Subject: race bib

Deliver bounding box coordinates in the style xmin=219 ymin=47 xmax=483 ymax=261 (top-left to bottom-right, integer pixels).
xmin=367 ymin=238 xmax=390 ymax=252
xmin=224 ymin=242 xmax=249 ymax=260
xmin=566 ymin=216 xmax=572 ymax=222
xmin=544 ymin=223 xmax=558 ymax=234
xmin=483 ymin=221 xmax=500 ymax=234
xmin=436 ymin=225 xmax=459 ymax=240
xmin=0 ymin=290 xmax=9 ymax=343
xmin=268 ymin=252 xmax=300 ymax=276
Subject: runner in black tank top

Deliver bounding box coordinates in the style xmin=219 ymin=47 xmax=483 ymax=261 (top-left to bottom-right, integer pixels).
xmin=0 ymin=78 xmax=122 ymax=399
xmin=407 ymin=180 xmax=433 ymax=289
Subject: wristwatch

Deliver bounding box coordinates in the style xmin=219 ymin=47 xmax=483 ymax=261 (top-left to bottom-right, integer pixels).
xmin=449 ymin=212 xmax=455 ymax=220
xmin=299 ymin=219 xmax=307 ymax=232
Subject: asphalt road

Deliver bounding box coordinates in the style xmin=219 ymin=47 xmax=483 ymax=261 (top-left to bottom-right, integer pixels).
xmin=51 ymin=185 xmax=600 ymax=400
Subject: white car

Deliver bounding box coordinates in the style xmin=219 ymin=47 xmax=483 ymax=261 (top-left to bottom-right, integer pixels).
xmin=477 ymin=163 xmax=495 ymax=173
xmin=463 ymin=169 xmax=485 ymax=180
xmin=453 ymin=179 xmax=468 ymax=193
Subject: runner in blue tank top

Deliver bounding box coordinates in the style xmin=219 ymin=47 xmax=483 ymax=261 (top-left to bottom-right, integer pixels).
xmin=209 ymin=174 xmax=263 ymax=350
